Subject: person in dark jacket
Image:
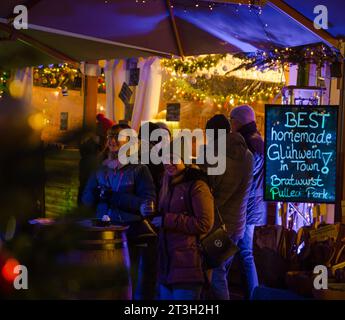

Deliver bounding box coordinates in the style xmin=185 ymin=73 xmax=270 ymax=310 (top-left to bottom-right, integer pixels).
xmin=151 ymin=146 xmax=214 ymax=300
xmin=230 ymin=105 xmax=267 ymax=299
xmin=82 ymin=123 xmax=156 ymax=300
xmin=204 ymin=114 xmax=254 ymax=300
xmin=138 ymin=122 xmax=166 ymax=198
xmin=78 ymin=131 xmax=101 ymax=205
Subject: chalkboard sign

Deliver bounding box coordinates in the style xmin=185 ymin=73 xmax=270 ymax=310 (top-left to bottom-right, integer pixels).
xmin=166 ymin=103 xmax=180 ymax=121
xmin=264 ymin=105 xmax=338 ymax=203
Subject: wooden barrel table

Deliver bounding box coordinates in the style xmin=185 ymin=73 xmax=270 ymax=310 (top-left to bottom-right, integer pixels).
xmin=31 ymin=219 xmax=132 ymax=299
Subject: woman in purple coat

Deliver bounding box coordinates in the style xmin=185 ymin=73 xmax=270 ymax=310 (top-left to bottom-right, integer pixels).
xmin=151 ymin=149 xmax=214 ymax=300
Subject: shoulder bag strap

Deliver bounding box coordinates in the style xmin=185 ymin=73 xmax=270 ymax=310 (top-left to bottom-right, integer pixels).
xmin=186 ymin=180 xmax=227 ymax=232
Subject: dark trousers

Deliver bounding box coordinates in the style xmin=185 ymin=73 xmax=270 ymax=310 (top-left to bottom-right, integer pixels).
xmin=129 ymin=237 xmax=158 ymax=300
xmin=210 ymin=225 xmax=258 ymax=300
xmin=159 ymin=284 xmax=202 ymax=300
xmin=209 ymin=237 xmax=240 ymax=300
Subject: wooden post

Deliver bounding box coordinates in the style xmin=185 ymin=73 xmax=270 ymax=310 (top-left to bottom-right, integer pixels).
xmin=337 ymin=42 xmax=345 ymax=223
xmin=83 ymin=62 xmax=99 ymax=130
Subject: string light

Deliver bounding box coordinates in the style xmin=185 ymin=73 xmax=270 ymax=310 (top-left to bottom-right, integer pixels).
xmin=0 ymin=70 xmax=9 ymax=99
xmin=162 ymin=70 xmax=283 ymax=107
xmin=33 ymin=63 xmax=106 ymax=93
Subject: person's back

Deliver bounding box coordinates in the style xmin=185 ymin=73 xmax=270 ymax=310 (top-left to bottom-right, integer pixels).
xmin=208 ymin=131 xmax=253 ymax=300
xmin=138 ymin=122 xmax=166 ymax=197
xmin=238 ymin=122 xmax=266 ymax=226
xmin=229 ymin=104 xmax=266 ymax=300
xmin=210 ymin=132 xmax=253 ymax=240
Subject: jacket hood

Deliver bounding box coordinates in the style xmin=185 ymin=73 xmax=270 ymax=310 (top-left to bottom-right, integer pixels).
xmin=169 ymin=166 xmax=209 ymax=187
xmin=225 ymin=132 xmax=249 ymax=161
xmin=183 ymin=166 xmax=209 ymax=185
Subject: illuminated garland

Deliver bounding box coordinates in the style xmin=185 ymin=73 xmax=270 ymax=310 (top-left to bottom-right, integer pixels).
xmin=0 ymin=70 xmax=9 ymax=99
xmin=33 ymin=64 xmax=106 ymax=93
xmin=162 ymin=54 xmax=226 ymax=75
xmin=161 ymin=54 xmax=284 ymax=107
xmin=233 ymin=43 xmax=342 ymax=71
xmin=162 ymin=76 xmax=282 ymax=107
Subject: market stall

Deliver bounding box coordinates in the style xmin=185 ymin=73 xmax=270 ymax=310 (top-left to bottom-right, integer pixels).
xmin=0 ymin=0 xmax=345 ymax=300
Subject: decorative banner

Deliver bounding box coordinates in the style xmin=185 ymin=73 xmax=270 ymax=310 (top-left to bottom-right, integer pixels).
xmin=119 ymin=82 xmax=133 ymax=105
xmin=129 ymin=68 xmax=140 ymax=86
xmin=166 ymin=103 xmax=180 ymax=121
xmin=126 ymin=58 xmax=138 ymax=70
xmin=264 ymin=105 xmax=338 ymax=203
xmin=124 ymin=103 xmax=134 ymax=121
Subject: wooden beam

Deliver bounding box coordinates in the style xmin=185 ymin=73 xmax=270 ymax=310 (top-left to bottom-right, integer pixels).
xmin=268 ymin=0 xmax=339 ymax=49
xmin=165 ymin=0 xmax=185 ymax=58
xmin=0 ymin=22 xmax=77 ymax=64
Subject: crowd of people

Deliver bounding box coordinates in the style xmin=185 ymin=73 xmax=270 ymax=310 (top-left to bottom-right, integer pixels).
xmin=79 ymin=105 xmax=266 ymax=300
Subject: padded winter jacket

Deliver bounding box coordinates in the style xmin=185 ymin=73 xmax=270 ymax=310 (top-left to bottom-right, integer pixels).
xmin=238 ymin=121 xmax=267 ymax=226
xmin=158 ymin=168 xmax=214 ymax=286
xmin=82 ymin=163 xmax=156 ymax=223
xmin=208 ymin=132 xmax=254 ymax=240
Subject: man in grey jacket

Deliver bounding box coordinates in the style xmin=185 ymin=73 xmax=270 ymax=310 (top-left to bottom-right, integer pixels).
xmin=230 ymin=105 xmax=267 ymax=299
xmin=205 ymin=114 xmax=254 ymax=300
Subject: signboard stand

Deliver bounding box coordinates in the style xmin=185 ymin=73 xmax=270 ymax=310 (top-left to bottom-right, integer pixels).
xmin=265 ymin=102 xmax=339 ymax=231
xmin=278 ymin=202 xmax=323 ymax=230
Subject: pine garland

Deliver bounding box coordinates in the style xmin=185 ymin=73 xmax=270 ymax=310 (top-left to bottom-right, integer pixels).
xmin=162 ymin=75 xmax=282 ymax=106
xmin=232 ymin=43 xmax=342 ymax=72
xmin=33 ymin=64 xmax=106 ymax=93
xmin=162 ymin=54 xmax=226 ymax=74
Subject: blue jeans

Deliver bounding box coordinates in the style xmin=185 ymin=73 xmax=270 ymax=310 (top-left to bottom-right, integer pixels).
xmin=210 ymin=238 xmax=239 ymax=300
xmin=210 ymin=225 xmax=258 ymax=300
xmin=238 ymin=224 xmax=259 ymax=300
xmin=159 ymin=284 xmax=202 ymax=300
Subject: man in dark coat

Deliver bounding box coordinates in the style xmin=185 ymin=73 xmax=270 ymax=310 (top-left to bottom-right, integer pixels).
xmin=138 ymin=122 xmax=165 ymax=198
xmin=230 ymin=105 xmax=267 ymax=299
xmin=204 ymin=114 xmax=254 ymax=300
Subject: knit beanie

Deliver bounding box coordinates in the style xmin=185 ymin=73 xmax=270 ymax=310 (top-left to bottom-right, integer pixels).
xmin=206 ymin=114 xmax=230 ymax=133
xmin=230 ymin=105 xmax=256 ymax=125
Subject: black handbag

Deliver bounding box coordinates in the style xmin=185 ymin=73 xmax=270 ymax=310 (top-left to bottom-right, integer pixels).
xmin=186 ymin=182 xmax=239 ymax=269
xmin=199 ymin=208 xmax=239 ymax=269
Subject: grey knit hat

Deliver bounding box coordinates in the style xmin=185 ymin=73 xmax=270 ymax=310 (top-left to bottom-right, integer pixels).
xmin=230 ymin=105 xmax=256 ymax=125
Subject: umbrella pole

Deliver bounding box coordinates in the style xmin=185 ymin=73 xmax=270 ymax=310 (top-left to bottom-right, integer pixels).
xmin=165 ymin=0 xmax=185 ymax=59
